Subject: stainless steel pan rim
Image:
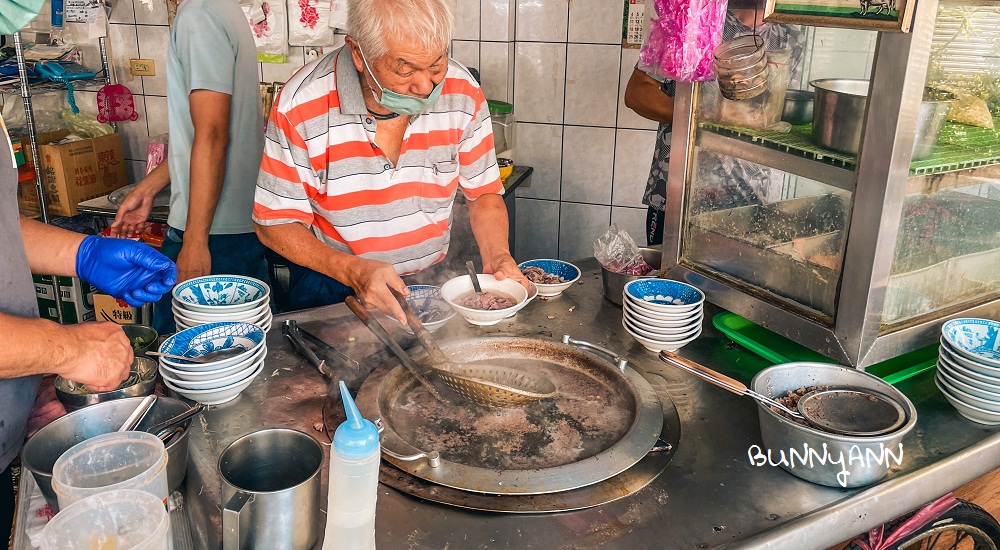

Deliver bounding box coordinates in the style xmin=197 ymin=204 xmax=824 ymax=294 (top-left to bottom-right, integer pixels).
xmin=357 ymin=336 xmax=663 ymax=495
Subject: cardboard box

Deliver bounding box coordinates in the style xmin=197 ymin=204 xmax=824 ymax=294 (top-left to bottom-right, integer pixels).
xmin=93 ymin=293 xmax=140 ymax=325
xmin=33 ymin=275 xmax=97 ymax=324
xmin=17 ymin=131 xmax=128 ymax=216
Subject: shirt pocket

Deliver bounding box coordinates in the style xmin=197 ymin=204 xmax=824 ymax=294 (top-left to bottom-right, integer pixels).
xmin=420 ymin=159 xmax=460 ymax=215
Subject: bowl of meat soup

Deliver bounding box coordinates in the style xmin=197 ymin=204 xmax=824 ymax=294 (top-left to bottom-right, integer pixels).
xmin=440 ymin=274 xmax=530 ymax=326
xmin=518 ymin=259 xmax=581 ymax=297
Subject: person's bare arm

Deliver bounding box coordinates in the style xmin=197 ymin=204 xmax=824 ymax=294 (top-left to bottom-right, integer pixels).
xmin=109 ymin=162 xmax=170 ymax=237
xmin=624 ymin=68 xmax=674 ymax=123
xmin=19 ymin=216 xmax=85 ymax=276
xmin=177 ymin=89 xmax=232 ymax=283
xmin=467 ymin=194 xmax=528 ymax=287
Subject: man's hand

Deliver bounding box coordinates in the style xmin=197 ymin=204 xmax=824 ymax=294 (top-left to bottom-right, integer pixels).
xmin=109 ymin=188 xmax=156 ymax=238
xmin=483 ymin=251 xmax=530 ymax=289
xmin=76 ymin=236 xmax=178 ymax=306
xmin=56 ymin=323 xmax=133 ymax=391
xmin=344 ymin=258 xmax=409 ymax=324
xmin=176 ymin=241 xmax=212 ymax=284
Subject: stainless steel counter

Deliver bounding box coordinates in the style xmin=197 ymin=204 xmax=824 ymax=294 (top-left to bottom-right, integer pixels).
xmin=21 ymin=260 xmax=1000 ymax=549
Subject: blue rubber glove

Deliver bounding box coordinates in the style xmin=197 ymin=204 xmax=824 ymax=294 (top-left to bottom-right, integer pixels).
xmin=76 ymin=235 xmax=178 ymax=307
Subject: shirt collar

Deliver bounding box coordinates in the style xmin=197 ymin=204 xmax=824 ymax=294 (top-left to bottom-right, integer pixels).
xmin=335 ymin=46 xmax=367 ymax=116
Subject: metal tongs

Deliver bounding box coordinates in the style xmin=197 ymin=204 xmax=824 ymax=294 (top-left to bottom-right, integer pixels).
xmin=282 ymin=320 xmax=360 ymax=379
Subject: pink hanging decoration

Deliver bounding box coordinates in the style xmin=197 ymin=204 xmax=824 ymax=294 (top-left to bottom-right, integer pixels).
xmin=640 ymin=0 xmax=728 ymax=82
xmin=96 ymin=83 xmax=139 ymax=123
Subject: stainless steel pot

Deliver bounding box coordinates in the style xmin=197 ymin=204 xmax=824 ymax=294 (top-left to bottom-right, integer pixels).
xmin=782 ymin=89 xmax=814 ymax=125
xmin=751 ymin=363 xmax=917 ymax=488
xmin=811 ymin=78 xmax=870 ymax=155
xmin=601 ymin=247 xmax=662 ymax=306
xmin=21 ymin=396 xmax=194 ymax=511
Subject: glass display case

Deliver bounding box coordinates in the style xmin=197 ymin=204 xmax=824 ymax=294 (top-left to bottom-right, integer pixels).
xmin=662 ymin=0 xmax=1000 ymax=367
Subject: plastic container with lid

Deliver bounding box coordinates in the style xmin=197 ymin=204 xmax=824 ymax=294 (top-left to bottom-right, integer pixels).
xmin=41 ymin=489 xmax=171 ymax=550
xmin=51 ymin=431 xmax=169 ymax=510
xmin=488 ymin=100 xmax=515 ymax=181
xmin=322 ymin=381 xmax=380 ymax=550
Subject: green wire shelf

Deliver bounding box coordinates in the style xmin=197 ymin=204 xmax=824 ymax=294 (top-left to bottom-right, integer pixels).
xmin=700 ymin=121 xmax=1000 ymax=178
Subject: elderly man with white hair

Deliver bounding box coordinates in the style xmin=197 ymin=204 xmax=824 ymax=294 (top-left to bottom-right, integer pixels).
xmin=253 ymin=0 xmax=525 ymax=322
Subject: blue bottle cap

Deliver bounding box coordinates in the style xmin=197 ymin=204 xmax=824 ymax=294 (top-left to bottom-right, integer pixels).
xmin=333 ymin=381 xmax=379 ymax=460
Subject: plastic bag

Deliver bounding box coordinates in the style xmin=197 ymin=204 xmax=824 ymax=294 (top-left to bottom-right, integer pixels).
xmin=60 ymin=109 xmax=114 ymax=138
xmin=639 ymin=0 xmax=728 ymax=82
xmin=242 ymin=0 xmax=288 ymax=56
xmin=288 ymin=0 xmax=335 ymax=46
xmin=593 ymin=224 xmax=655 ymax=275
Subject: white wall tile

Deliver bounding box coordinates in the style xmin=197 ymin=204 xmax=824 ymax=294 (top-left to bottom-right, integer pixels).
xmin=513 ymin=42 xmax=566 ymax=123
xmin=109 ymin=0 xmax=136 ymax=25
xmin=133 ymin=0 xmax=168 ymax=26
xmin=617 ymin=48 xmax=659 ymax=130
xmin=115 ymin=95 xmax=150 ymax=161
xmin=262 ymin=49 xmax=307 ymax=83
xmin=811 ymin=28 xmax=877 ymax=54
xmin=479 ymin=42 xmax=511 ymax=102
xmin=136 ymin=25 xmax=170 ymax=95
xmin=514 ymin=123 xmax=562 ymax=200
xmin=611 ymin=206 xmax=648 ymax=246
xmin=455 ymin=0 xmax=481 ymax=41
xmin=806 ymin=50 xmax=870 ymax=82
xmin=144 ymin=95 xmax=169 ymax=141
xmin=515 ymin=0 xmax=568 ymax=42
xmin=481 ymin=0 xmax=512 ymax=42
xmin=564 ymin=44 xmax=619 ymax=127
xmin=452 ymin=40 xmax=480 ymax=71
xmin=612 ymin=129 xmax=657 ymax=208
xmin=514 ymin=198 xmax=559 ymax=262
xmin=568 ymin=0 xmax=624 ymax=45
xmin=559 ymin=202 xmax=610 ymax=261
xmin=108 ymin=24 xmax=140 ymax=86
xmin=561 ymin=126 xmax=614 ymax=204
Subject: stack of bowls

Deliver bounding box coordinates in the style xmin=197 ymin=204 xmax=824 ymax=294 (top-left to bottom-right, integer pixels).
xmin=157 ymin=321 xmax=266 ymax=405
xmin=936 ymin=318 xmax=1000 ymax=425
xmin=622 ymin=279 xmax=705 ymax=352
xmin=172 ymin=275 xmax=272 ymax=333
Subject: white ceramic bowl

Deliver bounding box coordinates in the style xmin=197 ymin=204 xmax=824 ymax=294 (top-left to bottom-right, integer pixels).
xmin=624 ymin=325 xmax=703 ymax=353
xmin=937 ymin=367 xmax=1000 ymax=403
xmin=160 ymin=354 xmax=264 ymax=391
xmin=172 ymin=275 xmax=270 ymax=314
xmin=517 ymin=259 xmax=581 ymax=297
xmin=936 ymin=374 xmax=1000 ymax=413
xmin=623 ymin=279 xmax=705 ymax=314
xmin=162 ymin=362 xmax=263 ymax=406
xmin=158 ymin=345 xmax=267 ymax=382
xmin=940 ymin=339 xmax=1000 ymax=378
xmin=936 ymin=377 xmax=1000 ymax=425
xmin=938 ymin=347 xmax=1000 ymax=387
xmin=158 ymin=322 xmax=265 ymax=370
xmin=623 ymin=299 xmax=704 ymax=323
xmin=623 ymin=300 xmax=703 ymax=326
xmin=440 ymin=274 xmax=530 ymax=326
xmin=622 ymin=317 xmax=701 ymax=342
xmin=175 ymin=309 xmax=272 ymax=332
xmin=172 ymin=301 xmax=270 ymax=324
xmin=623 ymin=309 xmax=704 ymax=337
xmin=941 ymin=318 xmax=1000 ymax=369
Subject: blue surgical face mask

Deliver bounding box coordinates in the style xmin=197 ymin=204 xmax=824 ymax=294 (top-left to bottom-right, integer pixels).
xmin=358 ymin=47 xmax=444 ymax=116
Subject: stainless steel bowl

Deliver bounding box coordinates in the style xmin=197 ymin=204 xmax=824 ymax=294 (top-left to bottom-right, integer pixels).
xmin=601 ymin=247 xmax=662 ymax=306
xmin=811 ymin=78 xmax=870 ymax=155
xmin=21 ymin=396 xmax=194 ymax=512
xmin=122 ymin=324 xmax=158 ymax=357
xmin=751 ymin=363 xmax=917 ymax=488
xmin=54 ymin=357 xmax=158 ymax=411
xmin=782 ymin=89 xmax=814 ymax=125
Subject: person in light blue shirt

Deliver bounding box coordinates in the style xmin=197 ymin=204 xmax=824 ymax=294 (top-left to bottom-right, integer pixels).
xmin=111 ymin=0 xmax=269 ymax=334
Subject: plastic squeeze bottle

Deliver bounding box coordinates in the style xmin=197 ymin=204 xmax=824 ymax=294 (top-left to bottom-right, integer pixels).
xmin=323 ymin=381 xmax=380 ymax=550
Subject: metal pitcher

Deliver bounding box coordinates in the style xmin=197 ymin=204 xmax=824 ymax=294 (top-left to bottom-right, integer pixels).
xmin=219 ymin=428 xmax=324 ymax=550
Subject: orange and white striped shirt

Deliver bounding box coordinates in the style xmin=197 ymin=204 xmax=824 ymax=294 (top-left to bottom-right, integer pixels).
xmin=253 ymin=47 xmax=503 ymax=275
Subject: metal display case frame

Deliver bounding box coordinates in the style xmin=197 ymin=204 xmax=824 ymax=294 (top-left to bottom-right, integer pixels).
xmin=661 ymin=0 xmax=1000 ymax=367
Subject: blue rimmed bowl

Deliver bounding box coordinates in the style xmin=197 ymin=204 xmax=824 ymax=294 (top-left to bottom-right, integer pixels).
xmin=623 ymin=279 xmax=704 ymax=314
xmin=942 ymin=318 xmax=1000 ymax=369
xmin=172 ymin=275 xmax=270 ymax=314
xmin=518 ymin=259 xmax=581 ymax=297
xmin=158 ymin=322 xmax=265 ymax=370
xmin=387 ymin=285 xmax=456 ymax=333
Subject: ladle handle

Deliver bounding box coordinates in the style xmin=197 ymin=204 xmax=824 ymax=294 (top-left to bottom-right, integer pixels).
xmin=658 ymin=350 xmax=750 ymax=395
xmin=390 ymin=288 xmax=451 ymax=366
xmin=466 ymin=261 xmax=483 ymax=294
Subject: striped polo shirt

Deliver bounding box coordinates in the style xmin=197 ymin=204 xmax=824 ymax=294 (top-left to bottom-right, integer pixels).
xmin=253 ymin=46 xmax=503 ymax=275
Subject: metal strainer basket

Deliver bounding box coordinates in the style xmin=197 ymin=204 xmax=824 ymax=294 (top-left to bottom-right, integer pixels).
xmin=432 ymin=363 xmax=557 ymax=408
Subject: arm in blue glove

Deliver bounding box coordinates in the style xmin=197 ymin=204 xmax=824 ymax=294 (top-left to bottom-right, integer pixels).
xmin=76 ymin=236 xmax=178 ymax=307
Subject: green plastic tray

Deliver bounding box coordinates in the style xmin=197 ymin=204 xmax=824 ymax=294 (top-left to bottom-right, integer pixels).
xmin=713 ymin=312 xmax=938 ymax=385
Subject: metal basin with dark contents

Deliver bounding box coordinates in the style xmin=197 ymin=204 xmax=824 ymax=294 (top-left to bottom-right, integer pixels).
xmin=357 ymin=336 xmax=665 ymax=497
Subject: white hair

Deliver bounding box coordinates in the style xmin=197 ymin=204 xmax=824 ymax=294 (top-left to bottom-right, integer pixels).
xmin=348 ymin=0 xmax=456 ymax=60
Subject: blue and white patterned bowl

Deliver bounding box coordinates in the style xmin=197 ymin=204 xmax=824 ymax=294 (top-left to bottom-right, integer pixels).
xmin=942 ymin=318 xmax=1000 ymax=369
xmin=623 ymin=279 xmax=705 ymax=313
xmin=624 ymin=306 xmax=704 ymax=336
xmin=386 ymin=285 xmax=456 ymax=333
xmin=158 ymin=322 xmax=265 ymax=370
xmin=172 ymin=275 xmax=270 ymax=314
xmin=935 ymin=377 xmax=1000 ymax=425
xmin=518 ymin=259 xmax=581 ymax=297
xmin=163 ymin=362 xmax=263 ymax=406
xmin=623 ymin=323 xmax=703 ymax=353
xmin=939 ymin=342 xmax=1000 ymax=384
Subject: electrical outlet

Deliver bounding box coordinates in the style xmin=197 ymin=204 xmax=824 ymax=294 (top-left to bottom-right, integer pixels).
xmin=130 ymin=59 xmax=155 ymax=76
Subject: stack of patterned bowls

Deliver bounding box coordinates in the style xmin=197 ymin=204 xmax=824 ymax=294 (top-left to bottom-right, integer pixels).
xmin=936 ymin=318 xmax=1000 ymax=425
xmin=157 ymin=322 xmax=266 ymax=405
xmin=171 ymin=275 xmax=272 ymax=333
xmin=621 ymin=279 xmax=705 ymax=352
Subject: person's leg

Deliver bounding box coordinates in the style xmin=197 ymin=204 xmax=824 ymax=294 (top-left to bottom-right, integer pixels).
xmin=286 ymin=263 xmax=355 ymax=311
xmin=646 ymin=206 xmax=665 ymax=247
xmin=0 ymin=464 xmax=15 ymax=546
xmin=151 ymin=227 xmax=182 ymax=335
xmin=206 ymin=232 xmax=271 ymax=289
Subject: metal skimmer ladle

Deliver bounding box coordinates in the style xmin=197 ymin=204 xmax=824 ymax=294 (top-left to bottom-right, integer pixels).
xmin=658 ymin=351 xmax=906 ymax=436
